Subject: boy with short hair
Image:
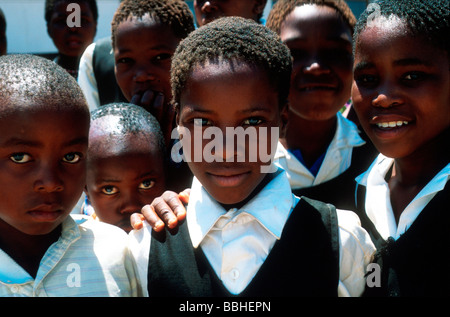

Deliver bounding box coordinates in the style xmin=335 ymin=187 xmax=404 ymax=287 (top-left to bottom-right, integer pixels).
xmin=0 ymin=54 xmax=141 ymax=297
xmin=84 ymin=103 xmax=167 ymax=233
xmin=129 ymin=17 xmax=375 ymax=297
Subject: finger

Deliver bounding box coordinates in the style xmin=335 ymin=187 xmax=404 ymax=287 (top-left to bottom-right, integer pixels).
xmin=140 ymin=90 xmax=155 ymax=112
xmin=152 ymin=196 xmax=179 ymax=229
xmin=141 ymin=204 xmax=165 ymax=232
xmin=178 ymin=189 xmax=190 ymax=204
xmin=130 ymin=93 xmax=142 ymax=106
xmin=153 ymin=92 xmax=165 ymax=123
xmin=162 ymin=192 xmax=187 ymax=223
xmin=130 ymin=213 xmax=145 ymax=230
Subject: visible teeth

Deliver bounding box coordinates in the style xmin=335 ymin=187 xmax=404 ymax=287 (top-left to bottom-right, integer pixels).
xmin=376 ymin=121 xmax=409 ymax=128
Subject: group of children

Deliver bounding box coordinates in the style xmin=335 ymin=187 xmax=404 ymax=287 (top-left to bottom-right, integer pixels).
xmin=0 ymin=0 xmax=448 ymax=297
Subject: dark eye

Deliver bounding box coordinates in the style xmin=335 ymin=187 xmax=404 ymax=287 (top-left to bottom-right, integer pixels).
xmin=243 ymin=118 xmax=263 ymax=126
xmin=194 ymin=118 xmax=213 ymax=126
xmin=355 ymin=74 xmax=378 ymax=86
xmin=62 ymin=152 xmax=82 ymax=163
xmin=154 ymin=53 xmax=172 ymax=62
xmin=102 ymin=186 xmax=118 ymax=195
xmin=10 ymin=153 xmax=32 ymax=164
xmin=139 ymin=179 xmax=155 ymax=190
xmin=403 ymin=72 xmax=424 ymax=81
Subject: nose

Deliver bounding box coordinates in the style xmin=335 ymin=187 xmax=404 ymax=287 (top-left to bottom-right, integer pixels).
xmin=119 ymin=191 xmax=144 ymax=215
xmin=371 ymin=81 xmax=404 ymax=108
xmin=302 ymin=61 xmax=331 ymax=76
xmin=34 ymin=163 xmax=64 ymax=193
xmin=133 ymin=64 xmax=157 ymax=83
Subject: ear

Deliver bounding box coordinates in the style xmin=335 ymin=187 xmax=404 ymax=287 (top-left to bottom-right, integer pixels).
xmin=253 ymin=0 xmax=267 ymax=15
xmin=279 ymin=102 xmax=289 ymax=139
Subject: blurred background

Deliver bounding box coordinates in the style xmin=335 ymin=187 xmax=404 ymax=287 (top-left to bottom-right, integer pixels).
xmin=0 ymin=0 xmax=370 ymax=56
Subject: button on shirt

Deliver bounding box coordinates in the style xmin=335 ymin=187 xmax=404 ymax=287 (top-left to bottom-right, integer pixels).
xmin=356 ymin=154 xmax=450 ymax=240
xmin=130 ymin=168 xmax=376 ymax=297
xmin=0 ymin=215 xmax=142 ymax=297
xmin=275 ymin=112 xmax=366 ymax=189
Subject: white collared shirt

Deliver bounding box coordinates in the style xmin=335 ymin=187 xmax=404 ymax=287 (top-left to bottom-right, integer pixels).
xmin=78 ymin=42 xmax=100 ymax=111
xmin=0 ymin=215 xmax=143 ymax=297
xmin=129 ymin=168 xmax=376 ymax=297
xmin=275 ymin=112 xmax=366 ymax=189
xmin=356 ymin=154 xmax=450 ymax=240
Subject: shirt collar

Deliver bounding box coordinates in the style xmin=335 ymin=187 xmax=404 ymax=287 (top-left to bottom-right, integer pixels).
xmin=0 ymin=216 xmax=81 ymax=284
xmin=187 ymin=167 xmax=296 ymax=248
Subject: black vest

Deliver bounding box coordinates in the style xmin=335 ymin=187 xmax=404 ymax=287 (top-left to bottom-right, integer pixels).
xmin=356 ymin=182 xmax=450 ymax=297
xmin=148 ymin=196 xmax=340 ymax=297
xmin=92 ymin=37 xmax=127 ymax=106
xmin=293 ymin=130 xmax=378 ymax=212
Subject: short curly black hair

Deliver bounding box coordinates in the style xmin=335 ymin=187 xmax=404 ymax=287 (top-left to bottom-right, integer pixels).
xmin=266 ymin=0 xmax=356 ymax=35
xmin=0 ymin=54 xmax=88 ymax=117
xmin=171 ymin=16 xmax=292 ymax=110
xmin=90 ymin=102 xmax=166 ymax=156
xmin=111 ymin=0 xmax=195 ymax=48
xmin=354 ymin=0 xmax=449 ymax=55
xmin=45 ymin=0 xmax=98 ymax=24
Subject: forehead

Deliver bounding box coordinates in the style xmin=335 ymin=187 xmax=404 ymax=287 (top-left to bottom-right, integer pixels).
xmin=281 ymin=4 xmax=352 ymax=43
xmin=114 ymin=15 xmax=179 ymax=48
xmin=354 ymin=21 xmax=448 ymax=65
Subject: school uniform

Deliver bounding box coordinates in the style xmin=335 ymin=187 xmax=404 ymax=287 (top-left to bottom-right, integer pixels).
xmin=129 ymin=167 xmax=376 ymax=297
xmin=78 ymin=37 xmax=127 ymax=111
xmin=275 ymin=112 xmax=378 ymax=211
xmin=0 ymin=215 xmax=142 ymax=297
xmin=355 ymin=155 xmax=450 ymax=296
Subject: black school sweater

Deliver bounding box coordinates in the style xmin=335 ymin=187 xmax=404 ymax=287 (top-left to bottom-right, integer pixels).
xmin=147 ymin=197 xmax=340 ymax=297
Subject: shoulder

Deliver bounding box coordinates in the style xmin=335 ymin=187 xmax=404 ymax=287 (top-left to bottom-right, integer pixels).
xmin=72 ymin=215 xmax=130 ymax=255
xmin=336 ymin=209 xmax=375 ymax=253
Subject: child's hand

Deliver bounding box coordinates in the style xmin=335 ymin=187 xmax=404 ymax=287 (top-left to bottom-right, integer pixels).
xmin=130 ymin=90 xmax=175 ymax=147
xmin=130 ymin=189 xmax=190 ymax=232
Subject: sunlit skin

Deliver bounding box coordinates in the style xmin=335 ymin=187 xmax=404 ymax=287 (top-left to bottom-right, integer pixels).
xmin=85 ymin=124 xmax=166 ymax=233
xmin=193 ymin=0 xmax=266 ymax=26
xmin=0 ymin=103 xmax=89 ymax=277
xmin=177 ymin=60 xmax=286 ymax=206
xmin=278 ymin=5 xmax=353 ymax=167
xmin=114 ymin=15 xmax=180 ymax=143
xmin=47 ymin=0 xmax=97 ymax=69
xmin=352 ymin=20 xmax=450 ymax=220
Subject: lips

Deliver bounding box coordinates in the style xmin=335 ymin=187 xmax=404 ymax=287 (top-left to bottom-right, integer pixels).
xmin=297 ymin=83 xmax=338 ymax=92
xmin=28 ymin=204 xmax=64 ymax=222
xmin=206 ymin=169 xmax=251 ymax=187
xmin=369 ymin=114 xmax=414 ymax=139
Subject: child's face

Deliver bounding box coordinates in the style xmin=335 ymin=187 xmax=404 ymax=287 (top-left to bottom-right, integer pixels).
xmin=177 ymin=60 xmax=283 ymax=205
xmin=279 ymin=5 xmax=353 ymax=121
xmin=194 ymin=0 xmax=265 ymax=26
xmin=47 ymin=0 xmax=97 ymax=57
xmin=0 ymin=105 xmax=89 ymax=235
xmin=114 ymin=16 xmax=180 ymax=112
xmin=352 ymin=20 xmax=450 ymax=159
xmin=85 ymin=130 xmax=166 ymax=233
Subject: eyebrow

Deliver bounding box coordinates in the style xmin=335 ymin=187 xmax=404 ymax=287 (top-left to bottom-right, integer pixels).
xmin=353 ymin=61 xmax=375 ymax=73
xmin=184 ymin=105 xmax=272 ymax=114
xmin=116 ymin=44 xmax=172 ymax=54
xmin=97 ymin=171 xmax=158 ymax=184
xmin=1 ymin=136 xmax=88 ymax=149
xmin=393 ymin=58 xmax=432 ymax=67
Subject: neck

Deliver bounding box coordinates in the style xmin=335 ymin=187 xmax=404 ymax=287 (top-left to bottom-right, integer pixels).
xmin=388 ymin=127 xmax=450 ymax=222
xmin=0 ymin=219 xmax=61 ymax=278
xmin=55 ymin=53 xmax=80 ymax=71
xmin=281 ymin=112 xmax=337 ymax=168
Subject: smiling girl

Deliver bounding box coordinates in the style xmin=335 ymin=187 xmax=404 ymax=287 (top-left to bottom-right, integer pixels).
xmin=352 ymin=0 xmax=450 ymax=296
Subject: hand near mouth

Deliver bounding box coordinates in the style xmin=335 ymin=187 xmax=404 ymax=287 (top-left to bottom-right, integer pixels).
xmin=130 ymin=90 xmax=175 ymax=148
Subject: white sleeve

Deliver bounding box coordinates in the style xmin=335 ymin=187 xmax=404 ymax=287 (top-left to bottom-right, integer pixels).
xmin=336 ymin=209 xmax=376 ymax=297
xmin=78 ymin=42 xmax=100 ymax=111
